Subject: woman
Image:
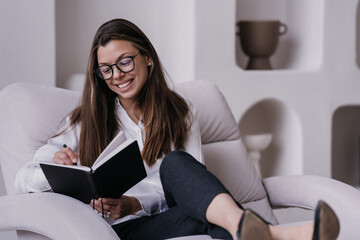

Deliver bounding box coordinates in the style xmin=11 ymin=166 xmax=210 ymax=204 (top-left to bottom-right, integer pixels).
xmin=15 ymin=18 xmax=339 ymax=240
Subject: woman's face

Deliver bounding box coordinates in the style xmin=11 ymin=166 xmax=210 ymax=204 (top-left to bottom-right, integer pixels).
xmin=97 ymin=39 xmax=151 ymax=107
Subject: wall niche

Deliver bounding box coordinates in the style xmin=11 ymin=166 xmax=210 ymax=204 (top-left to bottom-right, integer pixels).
xmin=239 ymin=98 xmax=302 ymax=178
xmin=332 ymin=105 xmax=360 ymax=187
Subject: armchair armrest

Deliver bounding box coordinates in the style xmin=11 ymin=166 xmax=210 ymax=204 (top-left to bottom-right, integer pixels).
xmin=263 ymin=175 xmax=360 ymax=239
xmin=0 ymin=193 xmax=119 ymax=240
xmin=262 ymin=175 xmax=360 ymax=210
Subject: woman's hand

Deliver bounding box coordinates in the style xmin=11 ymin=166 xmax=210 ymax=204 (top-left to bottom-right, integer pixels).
xmin=52 ymin=146 xmax=78 ymax=165
xmin=90 ymin=196 xmax=142 ymax=220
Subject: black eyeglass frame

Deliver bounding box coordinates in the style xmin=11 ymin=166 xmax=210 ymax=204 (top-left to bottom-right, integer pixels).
xmin=94 ymin=52 xmax=140 ymax=80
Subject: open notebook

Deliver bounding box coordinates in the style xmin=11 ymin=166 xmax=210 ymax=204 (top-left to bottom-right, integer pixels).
xmin=40 ymin=131 xmax=147 ymax=204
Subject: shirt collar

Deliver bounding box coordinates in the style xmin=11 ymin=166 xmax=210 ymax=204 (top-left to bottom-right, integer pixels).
xmin=115 ymin=98 xmax=143 ymax=126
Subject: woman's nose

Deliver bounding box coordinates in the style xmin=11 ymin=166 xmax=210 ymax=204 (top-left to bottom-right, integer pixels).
xmin=112 ymin=67 xmax=125 ymax=79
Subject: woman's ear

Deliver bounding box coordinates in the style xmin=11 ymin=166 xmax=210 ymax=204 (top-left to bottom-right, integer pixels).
xmin=144 ymin=54 xmax=152 ymax=67
xmin=145 ymin=56 xmax=152 ymax=66
xmin=146 ymin=56 xmax=153 ymax=77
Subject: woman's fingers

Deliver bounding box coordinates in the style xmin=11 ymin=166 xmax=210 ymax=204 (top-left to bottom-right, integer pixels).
xmin=101 ymin=198 xmax=118 ymax=206
xmin=90 ymin=199 xmax=113 ymax=216
xmin=62 ymin=147 xmax=78 ymax=164
xmin=89 ymin=197 xmax=141 ymax=220
xmin=52 ymin=147 xmax=78 ymax=165
xmin=52 ymin=151 xmax=73 ymax=165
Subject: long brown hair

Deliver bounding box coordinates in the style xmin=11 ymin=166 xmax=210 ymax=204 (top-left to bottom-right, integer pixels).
xmin=69 ymin=19 xmax=190 ymax=167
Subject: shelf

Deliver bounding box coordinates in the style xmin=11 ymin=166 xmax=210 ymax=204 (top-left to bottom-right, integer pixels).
xmin=332 ymin=105 xmax=360 ymax=186
xmin=238 ymin=98 xmax=302 ymax=177
xmin=235 ymin=0 xmax=324 ymax=71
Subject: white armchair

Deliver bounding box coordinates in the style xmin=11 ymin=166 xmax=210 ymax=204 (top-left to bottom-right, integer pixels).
xmin=0 ymin=80 xmax=360 ymax=239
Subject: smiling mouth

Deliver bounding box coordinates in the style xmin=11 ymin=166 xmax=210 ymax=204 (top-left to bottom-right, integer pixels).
xmin=117 ymin=79 xmax=133 ymax=89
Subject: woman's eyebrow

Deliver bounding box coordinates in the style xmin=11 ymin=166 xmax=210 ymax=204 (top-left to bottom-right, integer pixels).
xmin=98 ymin=52 xmax=133 ymax=66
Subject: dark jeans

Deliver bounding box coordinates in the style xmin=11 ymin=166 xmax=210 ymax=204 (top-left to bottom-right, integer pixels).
xmin=112 ymin=151 xmax=241 ymax=240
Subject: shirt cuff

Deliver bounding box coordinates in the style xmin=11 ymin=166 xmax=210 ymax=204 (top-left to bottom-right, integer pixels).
xmin=15 ymin=162 xmax=51 ymax=194
xmin=134 ymin=192 xmax=168 ymax=216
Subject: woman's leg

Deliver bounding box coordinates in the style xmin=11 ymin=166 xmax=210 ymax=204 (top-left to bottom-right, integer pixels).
xmin=112 ymin=205 xmax=205 ymax=240
xmin=160 ymin=151 xmax=323 ymax=240
xmin=112 ymin=205 xmax=232 ymax=240
xmin=112 ymin=150 xmax=233 ymax=240
xmin=160 ymin=150 xmax=243 ymax=239
xmin=205 ymin=193 xmax=244 ymax=239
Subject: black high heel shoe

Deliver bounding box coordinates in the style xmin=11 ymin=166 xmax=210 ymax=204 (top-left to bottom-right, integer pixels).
xmin=312 ymin=201 xmax=340 ymax=240
xmin=236 ymin=210 xmax=272 ymax=240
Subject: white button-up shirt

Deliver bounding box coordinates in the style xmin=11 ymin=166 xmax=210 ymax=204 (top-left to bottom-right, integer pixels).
xmin=15 ymin=99 xmax=203 ymax=225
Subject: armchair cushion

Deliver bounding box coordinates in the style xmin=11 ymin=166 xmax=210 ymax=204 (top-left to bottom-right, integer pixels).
xmin=174 ymin=80 xmax=240 ymax=143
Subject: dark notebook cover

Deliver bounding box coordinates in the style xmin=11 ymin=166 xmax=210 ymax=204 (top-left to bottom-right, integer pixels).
xmin=40 ymin=139 xmax=147 ymax=203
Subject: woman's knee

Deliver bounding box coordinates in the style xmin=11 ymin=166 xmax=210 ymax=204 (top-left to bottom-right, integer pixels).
xmin=161 ymin=150 xmax=199 ymax=171
xmin=161 ymin=150 xmax=188 ymax=173
xmin=161 ymin=151 xmax=199 ymax=179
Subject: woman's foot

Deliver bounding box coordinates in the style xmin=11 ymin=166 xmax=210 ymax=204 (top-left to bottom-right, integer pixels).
xmin=236 ymin=210 xmax=272 ymax=240
xmin=269 ymin=201 xmax=340 ymax=240
xmin=269 ymin=222 xmax=314 ymax=240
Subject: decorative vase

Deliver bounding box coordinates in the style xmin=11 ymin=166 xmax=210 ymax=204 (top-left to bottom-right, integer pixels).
xmin=243 ymin=133 xmax=273 ymax=177
xmin=237 ymin=20 xmax=287 ymax=70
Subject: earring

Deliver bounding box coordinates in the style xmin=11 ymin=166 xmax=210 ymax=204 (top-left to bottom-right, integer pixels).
xmin=148 ymin=62 xmax=152 ymax=66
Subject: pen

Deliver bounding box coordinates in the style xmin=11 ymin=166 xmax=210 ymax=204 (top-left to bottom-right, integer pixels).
xmin=63 ymin=144 xmax=77 ymax=166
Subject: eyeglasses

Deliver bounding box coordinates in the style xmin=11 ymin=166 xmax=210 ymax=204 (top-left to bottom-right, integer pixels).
xmin=95 ymin=52 xmax=140 ymax=80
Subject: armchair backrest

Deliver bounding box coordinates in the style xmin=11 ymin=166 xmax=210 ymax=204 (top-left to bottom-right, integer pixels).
xmin=175 ymin=80 xmax=277 ymax=224
xmin=0 ymin=83 xmax=80 ymax=195
xmin=0 ymin=80 xmax=277 ymax=224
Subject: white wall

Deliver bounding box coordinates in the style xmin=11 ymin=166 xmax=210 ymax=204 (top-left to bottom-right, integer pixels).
xmin=56 ymin=0 xmax=196 ymax=90
xmin=0 ymin=0 xmax=56 ymax=90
